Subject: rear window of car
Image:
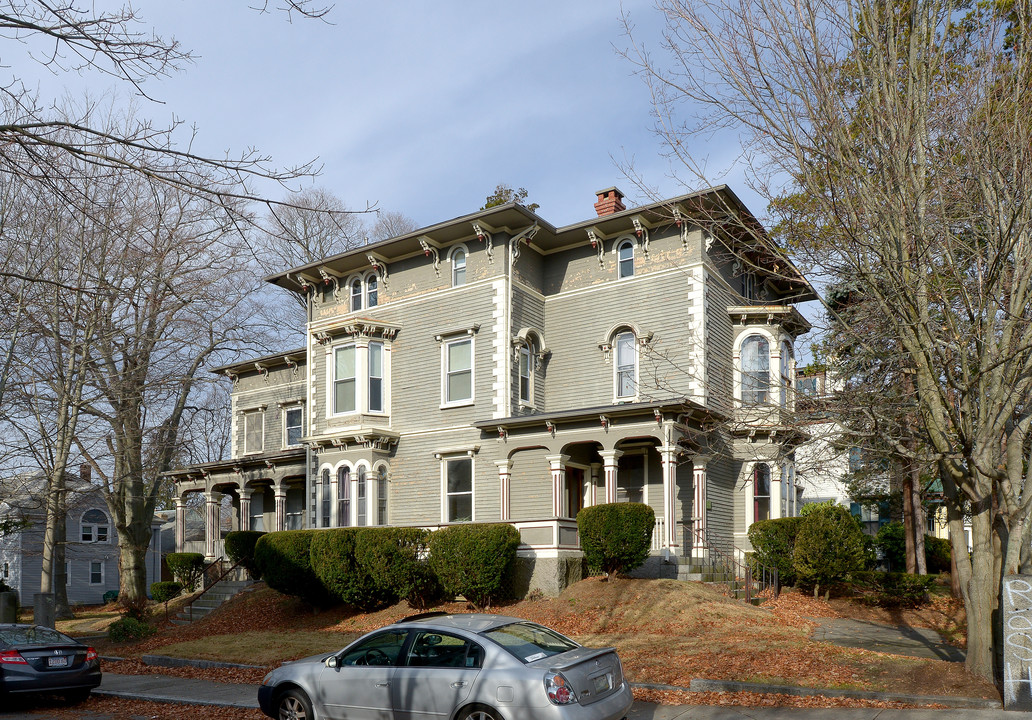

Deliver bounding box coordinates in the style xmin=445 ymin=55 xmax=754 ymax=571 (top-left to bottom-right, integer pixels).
xmin=482 ymin=622 xmax=579 ymax=663
xmin=0 ymin=626 xmax=75 ymax=646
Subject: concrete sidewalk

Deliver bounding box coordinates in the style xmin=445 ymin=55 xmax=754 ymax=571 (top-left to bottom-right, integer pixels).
xmin=89 ymin=673 xmax=1028 ymax=719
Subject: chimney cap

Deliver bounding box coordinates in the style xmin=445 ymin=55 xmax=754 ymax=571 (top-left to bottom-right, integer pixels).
xmin=594 ymin=186 xmax=625 ymax=199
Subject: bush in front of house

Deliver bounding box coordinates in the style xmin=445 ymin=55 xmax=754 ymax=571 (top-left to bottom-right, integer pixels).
xmin=924 ymin=534 xmax=952 ymax=574
xmin=793 ymin=502 xmax=870 ymax=596
xmin=850 ymin=570 xmax=936 ymax=607
xmin=577 ymin=502 xmax=655 ymax=578
xmin=747 ymin=516 xmax=803 ymax=589
xmin=108 ymin=616 xmax=156 ymax=642
xmin=225 ymin=530 xmax=267 ymax=579
xmin=164 ymin=552 xmax=205 ymax=591
xmin=309 ymin=528 xmax=377 ymax=608
xmin=353 ymin=527 xmax=430 ymax=609
xmin=429 ymin=523 xmax=521 ymax=608
xmin=254 ymin=529 xmax=330 ymax=606
xmin=875 ymin=521 xmax=907 ymax=571
xmin=150 ymin=581 xmax=183 ymax=604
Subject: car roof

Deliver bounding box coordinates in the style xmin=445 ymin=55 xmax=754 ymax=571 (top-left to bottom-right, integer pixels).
xmin=395 ymin=613 xmax=530 ymax=633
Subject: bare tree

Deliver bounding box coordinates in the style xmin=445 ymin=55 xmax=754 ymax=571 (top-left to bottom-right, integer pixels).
xmin=626 ymin=0 xmax=1032 ymax=680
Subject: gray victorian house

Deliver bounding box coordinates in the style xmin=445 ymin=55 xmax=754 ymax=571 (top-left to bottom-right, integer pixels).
xmin=166 ymin=186 xmax=816 ymax=593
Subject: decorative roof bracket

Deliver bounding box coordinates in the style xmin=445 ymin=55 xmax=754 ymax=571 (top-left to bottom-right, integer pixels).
xmin=472 ymin=222 xmax=495 ymax=263
xmin=510 ymin=223 xmax=540 ymax=266
xmin=587 ymin=227 xmax=607 ymax=268
xmin=367 ymin=254 xmax=389 ymax=288
xmin=672 ymin=207 xmax=689 ymax=248
xmin=318 ymin=267 xmax=342 ymax=302
xmin=418 ymin=237 xmax=441 ymax=277
xmin=632 ymin=216 xmax=651 ymax=259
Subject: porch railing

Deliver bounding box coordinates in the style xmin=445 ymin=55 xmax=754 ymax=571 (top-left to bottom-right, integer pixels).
xmin=690 ymin=523 xmax=779 ymax=603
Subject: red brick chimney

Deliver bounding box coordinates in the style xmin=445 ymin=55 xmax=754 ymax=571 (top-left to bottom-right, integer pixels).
xmin=593 ymin=187 xmax=626 ymax=217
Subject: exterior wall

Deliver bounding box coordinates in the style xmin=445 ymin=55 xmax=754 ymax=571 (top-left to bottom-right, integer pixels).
xmin=231 ymin=364 xmax=307 ymax=459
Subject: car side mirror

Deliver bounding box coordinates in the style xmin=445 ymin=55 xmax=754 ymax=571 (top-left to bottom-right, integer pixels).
xmin=325 ymin=656 xmax=339 ymax=669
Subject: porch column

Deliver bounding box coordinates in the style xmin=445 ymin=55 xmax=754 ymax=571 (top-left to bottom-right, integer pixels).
xmin=495 ymin=460 xmax=512 ymax=521
xmin=274 ymin=482 xmax=287 ymax=531
xmin=174 ymin=496 xmax=186 ymax=552
xmin=239 ymin=489 xmax=252 ymax=533
xmin=659 ymin=446 xmax=679 ymax=550
xmin=599 ymin=450 xmax=623 ymax=504
xmin=545 ymin=454 xmax=569 ymax=517
xmin=203 ymin=491 xmax=219 ymax=559
xmin=588 ymin=463 xmax=602 ymax=507
xmin=692 ymin=456 xmax=711 ymax=552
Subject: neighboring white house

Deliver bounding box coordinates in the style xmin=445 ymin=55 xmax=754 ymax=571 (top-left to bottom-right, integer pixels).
xmin=0 ymin=468 xmax=163 ymax=606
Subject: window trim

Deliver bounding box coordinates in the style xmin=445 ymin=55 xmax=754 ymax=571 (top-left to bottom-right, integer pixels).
xmin=365 ymin=272 xmax=379 ymax=308
xmin=613 ymin=330 xmax=638 ymax=401
xmin=616 ymin=238 xmax=635 ymax=279
xmin=739 ymin=333 xmax=772 ymax=406
xmin=349 ymin=276 xmax=363 ymax=312
xmin=450 ymin=245 xmax=468 ymax=287
xmin=332 ymin=343 xmax=358 ymax=416
xmin=442 ymin=456 xmax=474 ymax=523
xmin=442 ymin=336 xmax=474 ymax=408
xmin=89 ymin=559 xmax=104 ymax=586
xmin=375 ymin=464 xmax=389 ymax=526
xmin=336 ymin=465 xmax=352 ymax=527
xmin=283 ymin=404 xmax=304 ymax=448
xmin=368 ymin=341 xmax=384 ymax=414
xmin=243 ymin=409 xmax=265 ymax=455
xmin=80 ymin=508 xmax=110 ymax=544
xmin=518 ymin=342 xmax=533 ymax=405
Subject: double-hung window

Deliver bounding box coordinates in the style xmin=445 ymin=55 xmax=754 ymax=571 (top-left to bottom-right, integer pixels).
xmin=519 ymin=343 xmax=533 ymax=404
xmin=452 ymin=248 xmax=466 ymax=286
xmin=445 ymin=458 xmax=473 ymax=522
xmin=368 ymin=342 xmax=384 ymax=413
xmin=617 ymin=240 xmax=634 ymax=278
xmin=366 ymin=275 xmax=378 ymax=308
xmin=81 ymin=509 xmax=109 ymax=543
xmin=350 ymin=280 xmax=363 ymax=311
xmin=89 ymin=560 xmax=104 ymax=585
xmin=754 ymin=464 xmax=771 ymax=522
xmin=321 ymin=469 xmax=332 ymax=527
xmin=337 ymin=467 xmax=351 ymax=526
xmin=779 ymin=341 xmax=793 ymax=408
xmin=376 ymin=466 xmax=388 ymax=525
xmin=333 ymin=345 xmax=357 ymax=414
xmin=615 ymin=332 xmax=636 ymax=399
xmin=356 ymin=467 xmax=367 ymax=526
xmin=741 ymin=335 xmax=770 ymax=405
xmin=244 ymin=411 xmax=264 ymax=453
xmin=444 ymin=338 xmax=473 ymax=405
xmin=284 ymin=406 xmax=304 ymax=447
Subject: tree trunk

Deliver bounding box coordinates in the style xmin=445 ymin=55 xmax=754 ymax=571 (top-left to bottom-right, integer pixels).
xmin=964 ymin=500 xmax=997 ymax=680
xmin=116 ymin=525 xmax=149 ymax=605
xmin=903 ymin=467 xmax=918 ymax=574
xmin=911 ymin=464 xmax=927 ymax=575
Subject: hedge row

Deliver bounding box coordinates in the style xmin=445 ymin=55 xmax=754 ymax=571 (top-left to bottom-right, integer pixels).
xmin=252 ymin=523 xmax=520 ymax=610
xmin=577 ymin=503 xmax=655 ymax=578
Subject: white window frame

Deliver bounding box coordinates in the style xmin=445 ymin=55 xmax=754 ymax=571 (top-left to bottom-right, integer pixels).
xmin=356 ymin=465 xmax=368 ymax=527
xmin=349 ymin=277 xmax=363 ymax=312
xmin=617 ymin=238 xmax=635 ymax=279
xmin=614 ymin=331 xmax=637 ymax=401
xmin=779 ymin=340 xmax=794 ymax=409
xmin=243 ymin=410 xmax=265 ymax=454
xmin=375 ymin=464 xmax=389 ymax=526
xmin=739 ymin=333 xmax=772 ymax=406
xmin=283 ymin=405 xmax=304 ymax=447
xmin=365 ymin=272 xmax=379 ymax=308
xmin=368 ymin=342 xmax=384 ymax=414
xmin=336 ymin=465 xmax=352 ymax=527
xmin=450 ymin=245 xmax=468 ymax=287
xmin=89 ymin=560 xmax=104 ymax=585
xmin=332 ymin=343 xmax=358 ymax=415
xmin=80 ymin=508 xmax=110 ymax=544
xmin=442 ymin=336 xmax=474 ymax=407
xmin=442 ymin=456 xmax=474 ymax=523
xmin=519 ymin=342 xmax=534 ymax=405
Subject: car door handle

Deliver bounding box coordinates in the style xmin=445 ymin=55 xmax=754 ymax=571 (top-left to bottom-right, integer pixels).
xmin=451 ymin=681 xmax=466 ymax=688
xmin=375 ymin=682 xmax=390 ymax=687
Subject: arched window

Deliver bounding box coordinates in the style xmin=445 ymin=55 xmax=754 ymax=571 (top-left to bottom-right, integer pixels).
xmin=366 ymin=274 xmax=378 ymax=308
xmin=741 ymin=335 xmax=770 ymax=405
xmin=356 ymin=467 xmax=367 ymax=526
xmin=615 ymin=331 xmax=637 ymax=399
xmin=376 ymin=466 xmax=388 ymax=525
xmin=754 ymin=464 xmax=771 ymax=522
xmin=350 ymin=279 xmax=363 ymax=311
xmin=519 ymin=340 xmax=534 ymax=404
xmin=321 ymin=470 xmax=331 ymax=527
xmin=780 ymin=341 xmax=793 ymax=408
xmin=81 ymin=508 xmax=109 ymax=543
xmin=617 ymin=240 xmax=634 ymax=278
xmin=451 ymin=247 xmax=466 ymax=287
xmin=337 ymin=467 xmax=351 ymax=527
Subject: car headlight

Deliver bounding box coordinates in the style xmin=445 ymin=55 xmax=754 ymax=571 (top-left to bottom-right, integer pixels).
xmin=544 ymin=672 xmax=578 ymax=705
xmin=261 ymin=672 xmax=273 ymax=686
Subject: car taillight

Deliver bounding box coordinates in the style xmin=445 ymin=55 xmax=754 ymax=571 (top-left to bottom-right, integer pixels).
xmin=0 ymin=650 xmax=28 ymax=664
xmin=544 ymin=672 xmax=578 ymax=705
xmin=85 ymin=648 xmax=98 ymax=662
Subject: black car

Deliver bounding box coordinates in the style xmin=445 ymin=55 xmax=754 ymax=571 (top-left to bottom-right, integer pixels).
xmin=0 ymin=624 xmax=101 ymax=701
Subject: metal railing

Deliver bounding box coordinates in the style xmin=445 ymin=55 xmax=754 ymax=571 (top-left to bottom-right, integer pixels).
xmin=185 ymin=556 xmax=245 ymax=622
xmin=690 ymin=524 xmax=779 ymax=603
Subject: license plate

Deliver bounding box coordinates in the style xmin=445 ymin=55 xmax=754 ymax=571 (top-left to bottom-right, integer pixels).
xmin=592 ymin=674 xmax=611 ymax=693
xmin=47 ymin=656 xmax=68 ymax=667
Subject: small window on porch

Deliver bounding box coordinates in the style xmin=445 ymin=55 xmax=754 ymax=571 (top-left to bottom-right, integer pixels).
xmin=754 ymin=464 xmax=771 ymax=522
xmin=356 ymin=467 xmax=367 ymax=527
xmin=376 ymin=466 xmax=388 ymax=525
xmin=285 ymin=489 xmax=304 ymax=530
xmin=321 ymin=469 xmax=332 ymax=527
xmin=617 ymin=454 xmax=645 ymax=504
xmin=337 ymin=467 xmax=351 ymax=526
xmin=249 ymin=492 xmax=265 ymax=532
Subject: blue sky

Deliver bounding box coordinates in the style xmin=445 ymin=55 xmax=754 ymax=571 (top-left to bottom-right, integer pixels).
xmin=41 ymin=0 xmax=762 ymax=230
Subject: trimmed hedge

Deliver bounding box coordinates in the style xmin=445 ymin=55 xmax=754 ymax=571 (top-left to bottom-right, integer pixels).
xmin=850 ymin=571 xmax=936 ymax=607
xmin=577 ymin=502 xmax=655 ymax=578
xmin=150 ymin=581 xmax=183 ymax=604
xmin=108 ymin=616 xmax=155 ymax=642
xmin=225 ymin=530 xmax=266 ymax=579
xmin=354 ymin=528 xmax=430 ymax=608
xmin=747 ymin=516 xmax=803 ymax=589
xmin=429 ymin=523 xmax=521 ymax=608
xmin=793 ymin=503 xmax=870 ymax=595
xmin=309 ymin=528 xmax=369 ymax=607
xmin=254 ymin=530 xmax=330 ymax=606
xmin=925 ymin=534 xmax=952 ymax=574
xmin=165 ymin=552 xmax=204 ymax=591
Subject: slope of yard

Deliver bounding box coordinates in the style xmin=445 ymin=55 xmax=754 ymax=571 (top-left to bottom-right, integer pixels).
xmin=94 ymin=576 xmax=997 ymax=706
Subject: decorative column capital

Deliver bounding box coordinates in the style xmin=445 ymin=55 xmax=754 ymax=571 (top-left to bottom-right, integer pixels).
xmin=545 ymin=454 xmax=570 ymax=471
xmin=599 ymin=449 xmax=624 ymax=465
xmin=494 ymin=460 xmax=512 ymax=474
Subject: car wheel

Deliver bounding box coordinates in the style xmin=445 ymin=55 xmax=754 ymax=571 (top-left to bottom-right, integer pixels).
xmin=456 ymin=703 xmax=502 ymax=720
xmin=276 ymin=688 xmax=314 ymax=720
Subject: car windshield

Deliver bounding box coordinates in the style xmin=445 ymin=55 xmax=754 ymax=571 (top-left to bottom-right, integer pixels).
xmin=0 ymin=626 xmax=75 ymax=647
xmin=482 ymin=622 xmax=579 ymax=663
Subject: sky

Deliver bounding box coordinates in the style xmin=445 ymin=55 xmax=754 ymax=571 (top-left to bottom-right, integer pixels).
xmin=20 ymin=0 xmax=763 ymax=231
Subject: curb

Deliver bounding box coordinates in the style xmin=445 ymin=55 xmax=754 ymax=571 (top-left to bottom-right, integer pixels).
xmin=140 ymin=654 xmax=265 ymax=670
xmin=684 ymin=678 xmax=1002 ymax=709
xmin=92 ymin=688 xmax=259 ymax=709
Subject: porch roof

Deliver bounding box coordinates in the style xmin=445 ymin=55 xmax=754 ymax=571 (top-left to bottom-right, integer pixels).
xmin=164 ymin=447 xmax=307 ymax=482
xmin=474 ymin=398 xmax=725 ymax=433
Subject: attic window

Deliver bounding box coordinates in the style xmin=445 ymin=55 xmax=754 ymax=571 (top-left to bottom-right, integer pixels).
xmin=81 ymin=508 xmax=109 ymax=543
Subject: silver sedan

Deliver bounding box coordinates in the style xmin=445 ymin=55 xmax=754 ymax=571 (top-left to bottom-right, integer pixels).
xmin=257 ymin=613 xmax=633 ymax=720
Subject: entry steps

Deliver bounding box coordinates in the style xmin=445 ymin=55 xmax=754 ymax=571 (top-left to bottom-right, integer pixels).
xmin=171 ymin=578 xmax=253 ymax=625
xmin=671 ymin=556 xmax=768 ymax=605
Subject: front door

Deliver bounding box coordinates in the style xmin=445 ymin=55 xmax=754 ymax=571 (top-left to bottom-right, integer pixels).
xmin=319 ymin=630 xmax=408 ymax=720
xmin=391 ymin=630 xmax=483 ymax=720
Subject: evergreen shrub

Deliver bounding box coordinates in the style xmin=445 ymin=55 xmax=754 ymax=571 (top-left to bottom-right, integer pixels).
xmin=577 ymin=502 xmax=655 ymax=578
xmin=924 ymin=534 xmax=952 ymax=574
xmin=429 ymin=523 xmax=521 ymax=608
xmin=108 ymin=616 xmax=155 ymax=642
xmin=875 ymin=521 xmax=907 ymax=571
xmin=793 ymin=503 xmax=870 ymax=595
xmin=747 ymin=516 xmax=803 ymax=589
xmin=225 ymin=530 xmax=266 ymax=579
xmin=254 ymin=530 xmax=329 ymax=606
xmin=164 ymin=552 xmax=204 ymax=591
xmin=150 ymin=581 xmax=183 ymax=604
xmin=353 ymin=528 xmax=429 ymax=608
xmin=850 ymin=571 xmax=936 ymax=606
